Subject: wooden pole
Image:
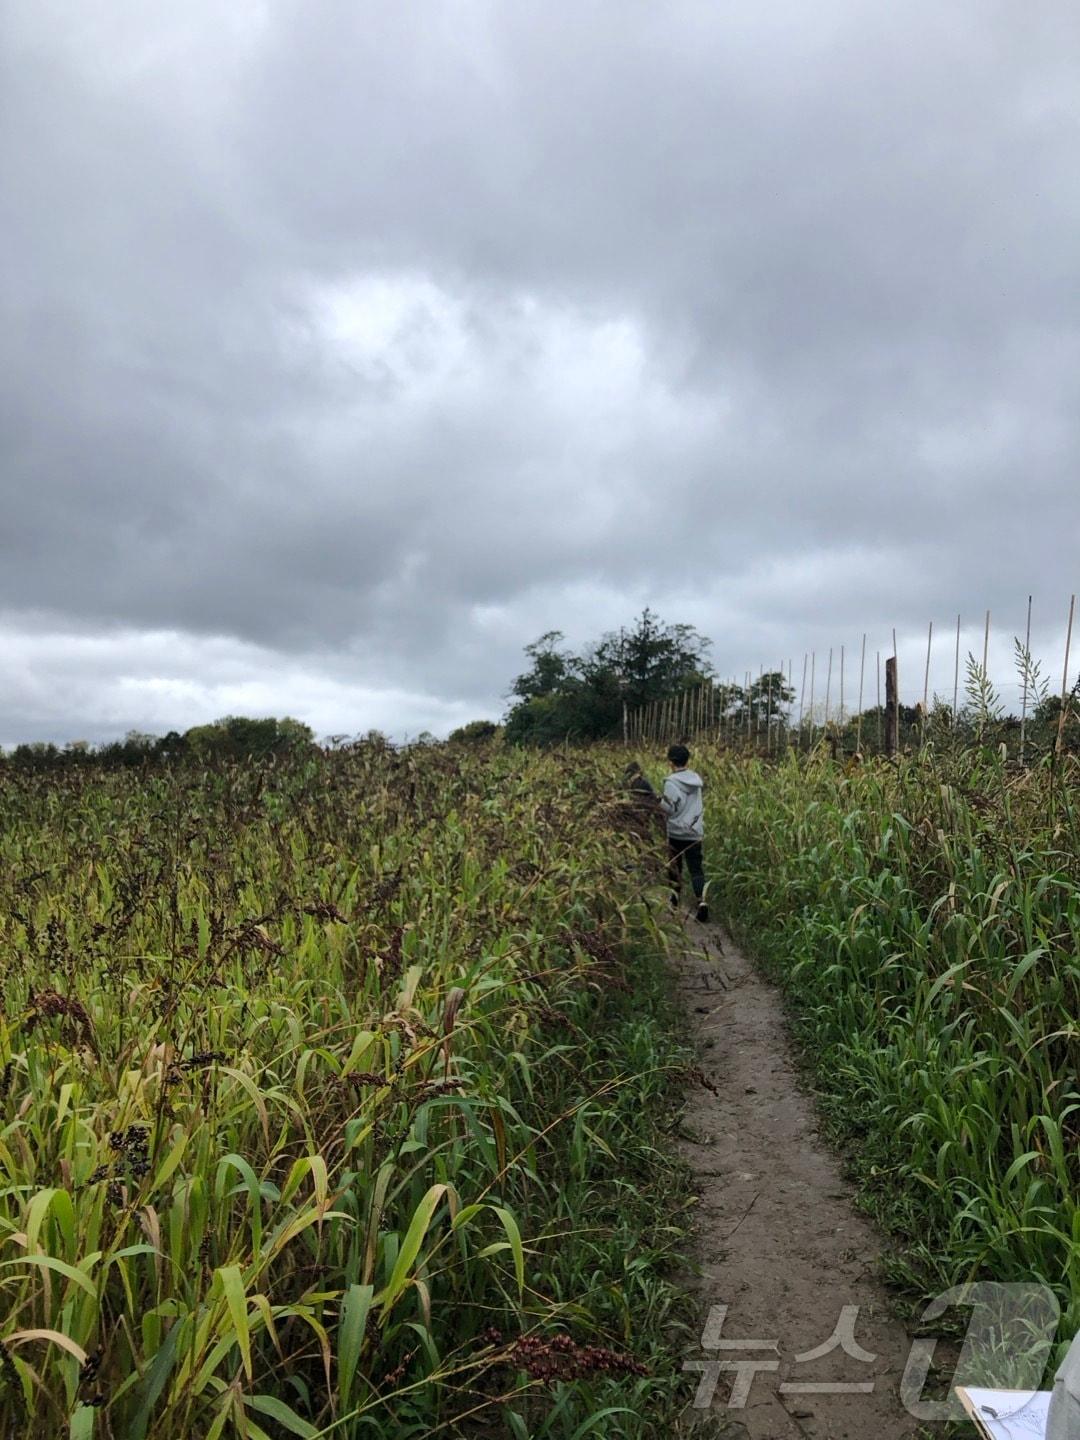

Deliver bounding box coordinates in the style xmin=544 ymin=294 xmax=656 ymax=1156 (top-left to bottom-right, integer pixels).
xmin=1055 ymin=594 xmax=1076 ymax=760
xmin=981 ymin=609 xmax=991 ymax=736
xmin=798 ymin=653 xmax=808 ymax=747
xmin=808 ymin=652 xmax=816 ymax=748
xmin=745 ymin=671 xmax=752 ymax=743
xmin=983 ymin=609 xmax=991 ymax=676
xmin=923 ymin=620 xmax=933 ymax=743
xmin=953 ymin=614 xmax=961 ymax=726
xmin=877 ymin=650 xmax=882 ymax=751
xmin=766 ymin=670 xmax=774 ymax=755
xmin=824 ymin=648 xmax=833 ymax=731
xmin=885 ymin=655 xmax=898 ymax=757
xmin=856 ymin=633 xmax=866 ymax=754
xmin=1020 ymin=596 xmax=1032 ymax=765
xmin=839 ymin=644 xmax=845 ymax=730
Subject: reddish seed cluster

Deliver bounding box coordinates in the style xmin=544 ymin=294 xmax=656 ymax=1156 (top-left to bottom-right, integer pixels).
xmin=414 ymin=1077 xmax=466 ymax=1097
xmin=483 ymin=1328 xmax=648 ymax=1383
xmin=303 ymin=899 xmax=348 ymax=923
xmin=25 ymin=987 xmax=94 ymax=1042
xmin=165 ymin=1050 xmax=227 ymax=1085
xmin=566 ymin=929 xmax=618 ymax=966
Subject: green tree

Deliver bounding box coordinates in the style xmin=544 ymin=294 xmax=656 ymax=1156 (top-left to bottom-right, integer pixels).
xmin=504 ymin=610 xmax=713 ymax=745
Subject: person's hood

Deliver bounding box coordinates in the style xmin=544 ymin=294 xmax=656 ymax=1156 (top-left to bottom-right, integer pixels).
xmin=668 ymin=769 xmax=703 ymax=789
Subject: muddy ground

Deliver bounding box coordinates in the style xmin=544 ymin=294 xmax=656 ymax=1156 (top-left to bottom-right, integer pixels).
xmin=673 ymin=922 xmax=924 ymax=1440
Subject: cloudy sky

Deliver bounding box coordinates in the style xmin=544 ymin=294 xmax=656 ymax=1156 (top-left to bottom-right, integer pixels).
xmin=2 ymin=1 xmax=1078 ymax=744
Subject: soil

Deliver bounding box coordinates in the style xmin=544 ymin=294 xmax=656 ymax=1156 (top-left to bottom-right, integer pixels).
xmin=673 ymin=921 xmax=922 ymax=1439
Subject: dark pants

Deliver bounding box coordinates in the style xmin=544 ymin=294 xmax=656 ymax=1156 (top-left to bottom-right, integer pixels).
xmin=668 ymin=837 xmax=706 ymax=900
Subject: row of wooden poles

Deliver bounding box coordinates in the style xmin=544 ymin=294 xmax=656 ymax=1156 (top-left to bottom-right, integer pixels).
xmin=624 ymin=594 xmax=1077 ymax=761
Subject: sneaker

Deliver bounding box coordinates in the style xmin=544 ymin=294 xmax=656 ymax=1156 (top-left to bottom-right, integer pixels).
xmin=696 ymin=902 xmax=710 ymax=924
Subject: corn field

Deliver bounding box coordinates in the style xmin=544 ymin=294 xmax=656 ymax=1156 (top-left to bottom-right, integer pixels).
xmin=0 ymin=739 xmax=697 ymax=1438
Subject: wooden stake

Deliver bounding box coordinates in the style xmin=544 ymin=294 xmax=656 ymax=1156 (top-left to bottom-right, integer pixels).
xmin=885 ymin=655 xmax=898 ymax=756
xmin=808 ymin=652 xmax=816 ymax=747
xmin=1055 ymin=594 xmax=1076 ymax=760
xmin=856 ymin=633 xmax=866 ymax=753
xmin=923 ymin=620 xmax=933 ymax=743
xmin=745 ymin=671 xmax=752 ymax=742
xmin=824 ymin=648 xmax=833 ymax=730
xmin=1020 ymin=596 xmax=1032 ymax=765
xmin=983 ymin=609 xmax=991 ymax=677
xmin=981 ymin=609 xmax=991 ymax=736
xmin=798 ymin=653 xmax=808 ymax=745
xmin=953 ymin=614 xmax=961 ymax=726
xmin=839 ymin=644 xmax=845 ymax=730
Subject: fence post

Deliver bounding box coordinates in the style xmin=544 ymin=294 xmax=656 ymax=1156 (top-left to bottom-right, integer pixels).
xmin=1055 ymin=594 xmax=1076 ymax=761
xmin=885 ymin=655 xmax=898 ymax=757
xmin=1020 ymin=596 xmax=1032 ymax=765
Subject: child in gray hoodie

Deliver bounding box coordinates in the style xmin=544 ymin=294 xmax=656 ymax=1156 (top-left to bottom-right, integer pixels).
xmin=660 ymin=744 xmax=708 ymax=922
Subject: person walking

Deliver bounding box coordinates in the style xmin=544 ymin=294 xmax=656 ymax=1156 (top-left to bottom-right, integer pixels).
xmin=660 ymin=743 xmax=708 ymax=922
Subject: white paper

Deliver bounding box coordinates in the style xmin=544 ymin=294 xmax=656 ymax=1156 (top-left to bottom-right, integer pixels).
xmin=960 ymin=1387 xmax=1051 ymax=1440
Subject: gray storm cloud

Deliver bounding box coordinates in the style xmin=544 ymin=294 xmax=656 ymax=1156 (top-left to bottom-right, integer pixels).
xmin=1 ymin=0 xmax=1077 ymax=743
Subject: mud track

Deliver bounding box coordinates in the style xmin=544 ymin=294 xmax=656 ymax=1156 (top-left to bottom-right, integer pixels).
xmin=674 ymin=923 xmax=920 ymax=1439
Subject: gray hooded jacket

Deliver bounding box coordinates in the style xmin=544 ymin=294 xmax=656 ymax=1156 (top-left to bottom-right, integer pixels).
xmin=661 ymin=769 xmax=704 ymax=841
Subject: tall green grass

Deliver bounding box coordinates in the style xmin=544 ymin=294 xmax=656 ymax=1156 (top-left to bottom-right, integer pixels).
xmin=697 ymin=741 xmax=1080 ymax=1339
xmin=0 ymin=741 xmax=697 ymax=1437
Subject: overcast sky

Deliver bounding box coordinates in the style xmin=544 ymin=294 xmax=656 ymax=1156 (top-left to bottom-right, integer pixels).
xmin=2 ymin=1 xmax=1078 ymax=745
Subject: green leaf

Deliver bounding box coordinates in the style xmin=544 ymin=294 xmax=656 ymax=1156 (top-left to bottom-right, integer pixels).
xmin=128 ymin=1319 xmax=182 ymax=1440
xmin=4 ymin=1253 xmax=97 ymax=1298
xmin=379 ymin=1184 xmax=447 ymax=1316
xmin=70 ymin=1405 xmax=96 ymax=1440
xmin=492 ymin=1206 xmax=525 ymax=1296
xmin=217 ymin=1265 xmax=252 ymax=1383
xmin=338 ymin=1283 xmax=372 ymax=1412
xmin=245 ymin=1394 xmax=318 ymax=1437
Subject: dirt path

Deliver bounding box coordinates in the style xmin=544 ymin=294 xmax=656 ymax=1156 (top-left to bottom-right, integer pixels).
xmin=674 ymin=922 xmax=920 ymax=1439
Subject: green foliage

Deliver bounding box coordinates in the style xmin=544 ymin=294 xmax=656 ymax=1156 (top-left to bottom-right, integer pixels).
xmin=0 ymin=741 xmax=699 ymax=1437
xmin=698 ymin=740 xmax=1080 ymax=1343
xmin=506 ymin=610 xmax=713 ymax=745
xmin=182 ymin=715 xmax=314 ymax=760
xmin=1 ymin=719 xmax=315 ymax=772
xmin=447 ymin=719 xmax=500 ymax=744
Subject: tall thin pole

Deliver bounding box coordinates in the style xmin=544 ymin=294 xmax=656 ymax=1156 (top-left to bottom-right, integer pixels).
xmin=745 ymin=671 xmax=752 ymax=743
xmin=1020 ymin=596 xmax=1032 ymax=765
xmin=923 ymin=620 xmax=933 ymax=744
xmin=981 ymin=609 xmax=991 ymax=736
xmin=824 ymin=648 xmax=833 ymax=731
xmin=839 ymin=645 xmax=845 ymax=731
xmin=798 ymin=653 xmax=808 ymax=748
xmin=876 ymin=650 xmax=882 ymax=750
xmin=857 ymin=633 xmax=866 ymax=754
xmin=983 ymin=609 xmax=991 ymax=677
xmin=757 ymin=667 xmax=765 ymax=742
xmin=808 ymin=652 xmax=816 ymax=747
xmin=892 ymin=629 xmax=899 ymax=748
xmin=1055 ymin=595 xmax=1076 ymax=760
xmin=953 ymin=614 xmax=961 ymax=726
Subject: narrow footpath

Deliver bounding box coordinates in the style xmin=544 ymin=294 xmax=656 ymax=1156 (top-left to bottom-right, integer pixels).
xmin=674 ymin=923 xmax=921 ymax=1439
